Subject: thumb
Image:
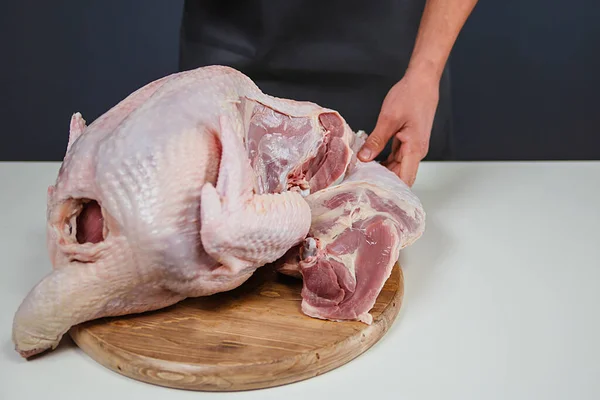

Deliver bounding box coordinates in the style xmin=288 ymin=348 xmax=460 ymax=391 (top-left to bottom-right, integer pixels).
xmin=358 ymin=116 xmax=396 ymax=162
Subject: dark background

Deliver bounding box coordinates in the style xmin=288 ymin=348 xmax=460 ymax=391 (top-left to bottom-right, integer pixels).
xmin=1 ymin=1 xmax=599 ymax=161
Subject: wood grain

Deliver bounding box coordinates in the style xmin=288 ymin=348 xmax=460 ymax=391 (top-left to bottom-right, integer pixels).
xmin=69 ymin=263 xmax=404 ymax=391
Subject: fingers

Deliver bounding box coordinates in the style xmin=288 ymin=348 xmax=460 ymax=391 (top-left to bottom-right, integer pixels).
xmin=358 ymin=115 xmax=399 ymax=162
xmin=387 ymin=138 xmax=401 ymax=164
xmin=387 ymin=132 xmax=427 ymax=187
xmin=387 ymin=143 xmax=418 ymax=186
xmin=387 ymin=160 xmax=403 ymax=178
xmin=399 ymin=154 xmax=420 ymax=187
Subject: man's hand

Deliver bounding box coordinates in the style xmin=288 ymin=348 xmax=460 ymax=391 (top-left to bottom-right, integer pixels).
xmin=357 ymin=0 xmax=479 ymax=187
xmin=358 ymin=69 xmax=439 ymax=187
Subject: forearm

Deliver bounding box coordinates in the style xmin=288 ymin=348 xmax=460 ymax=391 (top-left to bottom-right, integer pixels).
xmin=407 ymin=0 xmax=479 ymax=81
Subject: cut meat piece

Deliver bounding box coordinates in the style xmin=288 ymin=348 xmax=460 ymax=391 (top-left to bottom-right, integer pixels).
xmin=278 ymin=160 xmax=426 ymax=324
xmin=240 ymin=98 xmax=353 ymax=196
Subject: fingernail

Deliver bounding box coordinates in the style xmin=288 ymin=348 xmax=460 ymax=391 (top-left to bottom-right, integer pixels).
xmin=358 ymin=148 xmax=372 ymax=160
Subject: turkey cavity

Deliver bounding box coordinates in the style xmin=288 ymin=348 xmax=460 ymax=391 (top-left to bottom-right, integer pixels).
xmin=74 ymin=199 xmax=105 ymax=244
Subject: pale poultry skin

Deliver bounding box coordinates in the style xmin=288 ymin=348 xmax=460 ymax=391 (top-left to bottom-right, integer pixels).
xmin=12 ymin=66 xmax=362 ymax=358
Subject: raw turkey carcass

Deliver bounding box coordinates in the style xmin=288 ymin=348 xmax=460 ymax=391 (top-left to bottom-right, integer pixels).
xmin=12 ymin=65 xmax=425 ymax=359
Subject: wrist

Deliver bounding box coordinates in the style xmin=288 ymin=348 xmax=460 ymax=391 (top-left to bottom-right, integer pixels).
xmin=405 ymin=58 xmax=444 ymax=85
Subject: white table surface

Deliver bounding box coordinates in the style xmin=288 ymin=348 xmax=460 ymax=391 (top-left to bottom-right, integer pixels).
xmin=1 ymin=161 xmax=599 ymax=400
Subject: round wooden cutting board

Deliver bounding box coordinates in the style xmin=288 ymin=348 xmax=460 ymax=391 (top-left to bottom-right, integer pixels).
xmin=69 ymin=263 xmax=404 ymax=391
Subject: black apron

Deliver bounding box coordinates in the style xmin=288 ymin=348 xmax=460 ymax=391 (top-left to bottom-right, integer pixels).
xmin=179 ymin=0 xmax=454 ymax=161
